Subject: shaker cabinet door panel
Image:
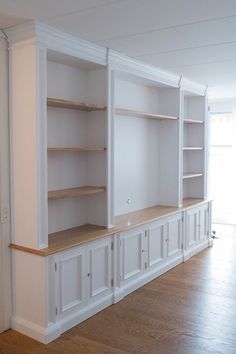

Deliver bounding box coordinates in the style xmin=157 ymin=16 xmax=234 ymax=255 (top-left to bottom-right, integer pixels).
xmin=56 ymin=247 xmax=86 ymax=317
xmin=199 ymin=203 xmax=209 ymax=241
xmin=186 ymin=207 xmax=199 ymax=249
xmin=147 ymin=220 xmax=166 ymax=268
xmin=166 ymin=213 xmax=183 ymax=259
xmin=87 ymin=238 xmax=112 ymax=303
xmin=120 ymin=227 xmax=145 ymax=284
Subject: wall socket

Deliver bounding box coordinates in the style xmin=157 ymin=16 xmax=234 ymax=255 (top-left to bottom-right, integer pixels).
xmin=126 ymin=198 xmax=131 ymax=204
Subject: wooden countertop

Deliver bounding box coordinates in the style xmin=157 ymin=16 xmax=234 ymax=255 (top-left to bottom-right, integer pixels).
xmin=10 ymin=198 xmax=211 ymax=257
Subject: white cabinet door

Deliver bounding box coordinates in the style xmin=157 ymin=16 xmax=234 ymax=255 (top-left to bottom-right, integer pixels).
xmin=120 ymin=226 xmax=145 ymax=285
xmin=55 ymin=247 xmax=86 ymax=319
xmin=147 ymin=219 xmax=166 ymax=269
xmin=166 ymin=213 xmax=183 ymax=259
xmin=87 ymin=237 xmax=112 ymax=304
xmin=186 ymin=207 xmax=199 ymax=250
xmin=199 ymin=203 xmax=209 ymax=241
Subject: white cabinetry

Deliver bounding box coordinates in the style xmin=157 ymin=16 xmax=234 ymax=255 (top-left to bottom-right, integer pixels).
xmin=184 ymin=203 xmax=209 ymax=260
xmin=147 ymin=218 xmax=166 ymax=269
xmin=166 ymin=213 xmax=183 ymax=260
xmin=53 ymin=237 xmax=113 ymax=331
xmin=119 ymin=225 xmax=146 ymax=287
xmin=115 ymin=212 xmax=184 ymax=300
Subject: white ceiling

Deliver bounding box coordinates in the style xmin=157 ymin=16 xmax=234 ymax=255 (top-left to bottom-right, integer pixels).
xmin=1 ymin=0 xmax=236 ymax=98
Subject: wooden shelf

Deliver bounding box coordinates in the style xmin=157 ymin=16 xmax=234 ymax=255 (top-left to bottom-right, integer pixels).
xmin=115 ymin=108 xmax=178 ymax=121
xmin=47 ymin=97 xmax=106 ymax=112
xmin=183 ymin=172 xmax=203 ymax=179
xmin=183 ymin=147 xmax=204 ymax=151
xmin=184 ymin=119 xmax=204 ymax=124
xmin=48 ymin=186 xmax=106 ymax=201
xmin=10 ymin=198 xmax=211 ymax=256
xmin=48 ymin=147 xmax=106 ymax=152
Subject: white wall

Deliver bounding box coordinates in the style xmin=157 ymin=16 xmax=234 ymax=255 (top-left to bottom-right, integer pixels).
xmin=0 ymin=36 xmax=12 ymax=332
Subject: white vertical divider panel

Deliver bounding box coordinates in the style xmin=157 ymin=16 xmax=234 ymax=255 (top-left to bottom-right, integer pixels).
xmin=10 ymin=42 xmax=48 ymax=249
xmin=0 ymin=36 xmax=12 ymax=332
xmin=159 ymin=88 xmax=181 ymax=207
xmin=106 ymin=63 xmax=115 ymax=227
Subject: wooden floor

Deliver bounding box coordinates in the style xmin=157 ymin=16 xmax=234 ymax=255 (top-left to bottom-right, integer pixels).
xmin=1 ymin=224 xmax=236 ymax=354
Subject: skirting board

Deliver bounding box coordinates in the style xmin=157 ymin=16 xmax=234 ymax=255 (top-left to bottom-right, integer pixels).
xmin=113 ymin=255 xmax=183 ymax=303
xmin=11 ymin=294 xmax=114 ymax=344
xmin=183 ymin=239 xmax=209 ymax=262
xmin=58 ymin=294 xmax=114 ymax=334
xmin=11 ymin=316 xmax=61 ymax=344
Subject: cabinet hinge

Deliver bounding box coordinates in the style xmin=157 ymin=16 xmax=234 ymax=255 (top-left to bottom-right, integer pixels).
xmin=120 ymin=240 xmax=122 ymax=247
xmin=111 ymin=242 xmax=114 ymax=251
xmin=182 ymin=216 xmax=184 ymax=223
xmin=145 ymin=262 xmax=148 ymax=269
xmin=54 ymin=263 xmax=57 ymax=272
xmin=145 ymin=230 xmax=148 ymax=237
xmin=55 ymin=307 xmax=58 ymax=316
xmin=181 ymin=242 xmax=183 ymax=250
xmin=111 ymin=279 xmax=114 ymax=287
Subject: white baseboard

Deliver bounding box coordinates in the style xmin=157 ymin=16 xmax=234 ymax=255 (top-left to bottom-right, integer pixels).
xmin=114 ymin=255 xmax=183 ymax=303
xmin=11 ymin=316 xmax=61 ymax=344
xmin=57 ymin=294 xmax=113 ymax=334
xmin=183 ymin=239 xmax=209 ymax=262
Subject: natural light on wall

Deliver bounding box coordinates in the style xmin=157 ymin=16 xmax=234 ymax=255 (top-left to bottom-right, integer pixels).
xmin=209 ymin=100 xmax=236 ymax=224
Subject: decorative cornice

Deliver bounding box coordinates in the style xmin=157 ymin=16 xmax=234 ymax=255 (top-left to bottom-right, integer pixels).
xmin=181 ymin=77 xmax=207 ymax=96
xmin=109 ymin=49 xmax=180 ymax=88
xmin=6 ymin=20 xmax=207 ymax=94
xmin=6 ymin=21 xmax=107 ymax=66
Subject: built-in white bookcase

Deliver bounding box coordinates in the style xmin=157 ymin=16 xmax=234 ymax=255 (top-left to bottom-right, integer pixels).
xmin=182 ymin=91 xmax=206 ymax=200
xmin=47 ymin=51 xmax=107 ymax=234
xmin=113 ymin=71 xmax=181 ymax=217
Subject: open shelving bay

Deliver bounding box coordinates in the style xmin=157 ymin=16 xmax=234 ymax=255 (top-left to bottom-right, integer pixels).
xmin=47 ymin=53 xmax=108 ymax=236
xmin=182 ymin=91 xmax=206 ymax=200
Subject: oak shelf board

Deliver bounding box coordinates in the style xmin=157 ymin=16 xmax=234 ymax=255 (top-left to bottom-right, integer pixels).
xmin=183 ymin=172 xmax=203 ymax=179
xmin=183 ymin=147 xmax=204 ymax=151
xmin=10 ymin=198 xmax=212 ymax=256
xmin=115 ymin=108 xmax=178 ymax=121
xmin=48 ymin=186 xmax=106 ymax=201
xmin=48 ymin=147 xmax=106 ymax=152
xmin=47 ymin=97 xmax=106 ymax=112
xmin=184 ymin=119 xmax=204 ymax=124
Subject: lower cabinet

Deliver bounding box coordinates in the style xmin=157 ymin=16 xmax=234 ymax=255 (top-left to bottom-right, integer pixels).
xmin=49 ymin=202 xmax=211 ymax=337
xmin=53 ymin=236 xmax=113 ymax=322
xmin=119 ymin=225 xmax=146 ymax=286
xmin=117 ymin=212 xmax=184 ymax=296
xmin=184 ymin=203 xmax=210 ymax=259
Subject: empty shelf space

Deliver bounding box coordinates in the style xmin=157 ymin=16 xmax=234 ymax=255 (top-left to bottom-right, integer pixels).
xmin=183 ymin=172 xmax=203 ymax=179
xmin=115 ymin=108 xmax=178 ymax=121
xmin=48 ymin=186 xmax=106 ymax=201
xmin=48 ymin=147 xmax=106 ymax=152
xmin=184 ymin=119 xmax=204 ymax=124
xmin=183 ymin=147 xmax=204 ymax=151
xmin=47 ymin=97 xmax=106 ymax=111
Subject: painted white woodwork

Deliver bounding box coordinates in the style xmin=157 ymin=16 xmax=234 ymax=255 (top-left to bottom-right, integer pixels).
xmin=199 ymin=203 xmax=209 ymax=241
xmin=166 ymin=213 xmax=183 ymax=260
xmin=8 ymin=21 xmax=210 ymax=344
xmin=147 ymin=219 xmax=166 ymax=269
xmin=185 ymin=206 xmax=199 ymax=251
xmin=55 ymin=247 xmax=86 ymax=319
xmin=119 ymin=226 xmax=146 ymax=286
xmin=0 ymin=37 xmax=11 ymax=333
xmin=87 ymin=237 xmax=112 ymax=303
xmin=47 ymin=59 xmax=107 ymax=233
xmin=10 ymin=42 xmax=48 ymax=249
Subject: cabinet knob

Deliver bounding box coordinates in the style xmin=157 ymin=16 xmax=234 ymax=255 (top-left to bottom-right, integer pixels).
xmin=87 ymin=273 xmax=91 ymax=277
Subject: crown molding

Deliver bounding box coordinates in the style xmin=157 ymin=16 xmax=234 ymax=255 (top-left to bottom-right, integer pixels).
xmin=180 ymin=77 xmax=207 ymax=96
xmin=109 ymin=49 xmax=180 ymax=88
xmin=6 ymin=21 xmax=107 ymax=66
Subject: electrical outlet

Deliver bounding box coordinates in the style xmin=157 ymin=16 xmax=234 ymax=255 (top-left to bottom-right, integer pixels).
xmin=1 ymin=207 xmax=9 ymax=223
xmin=127 ymin=198 xmax=131 ymax=204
